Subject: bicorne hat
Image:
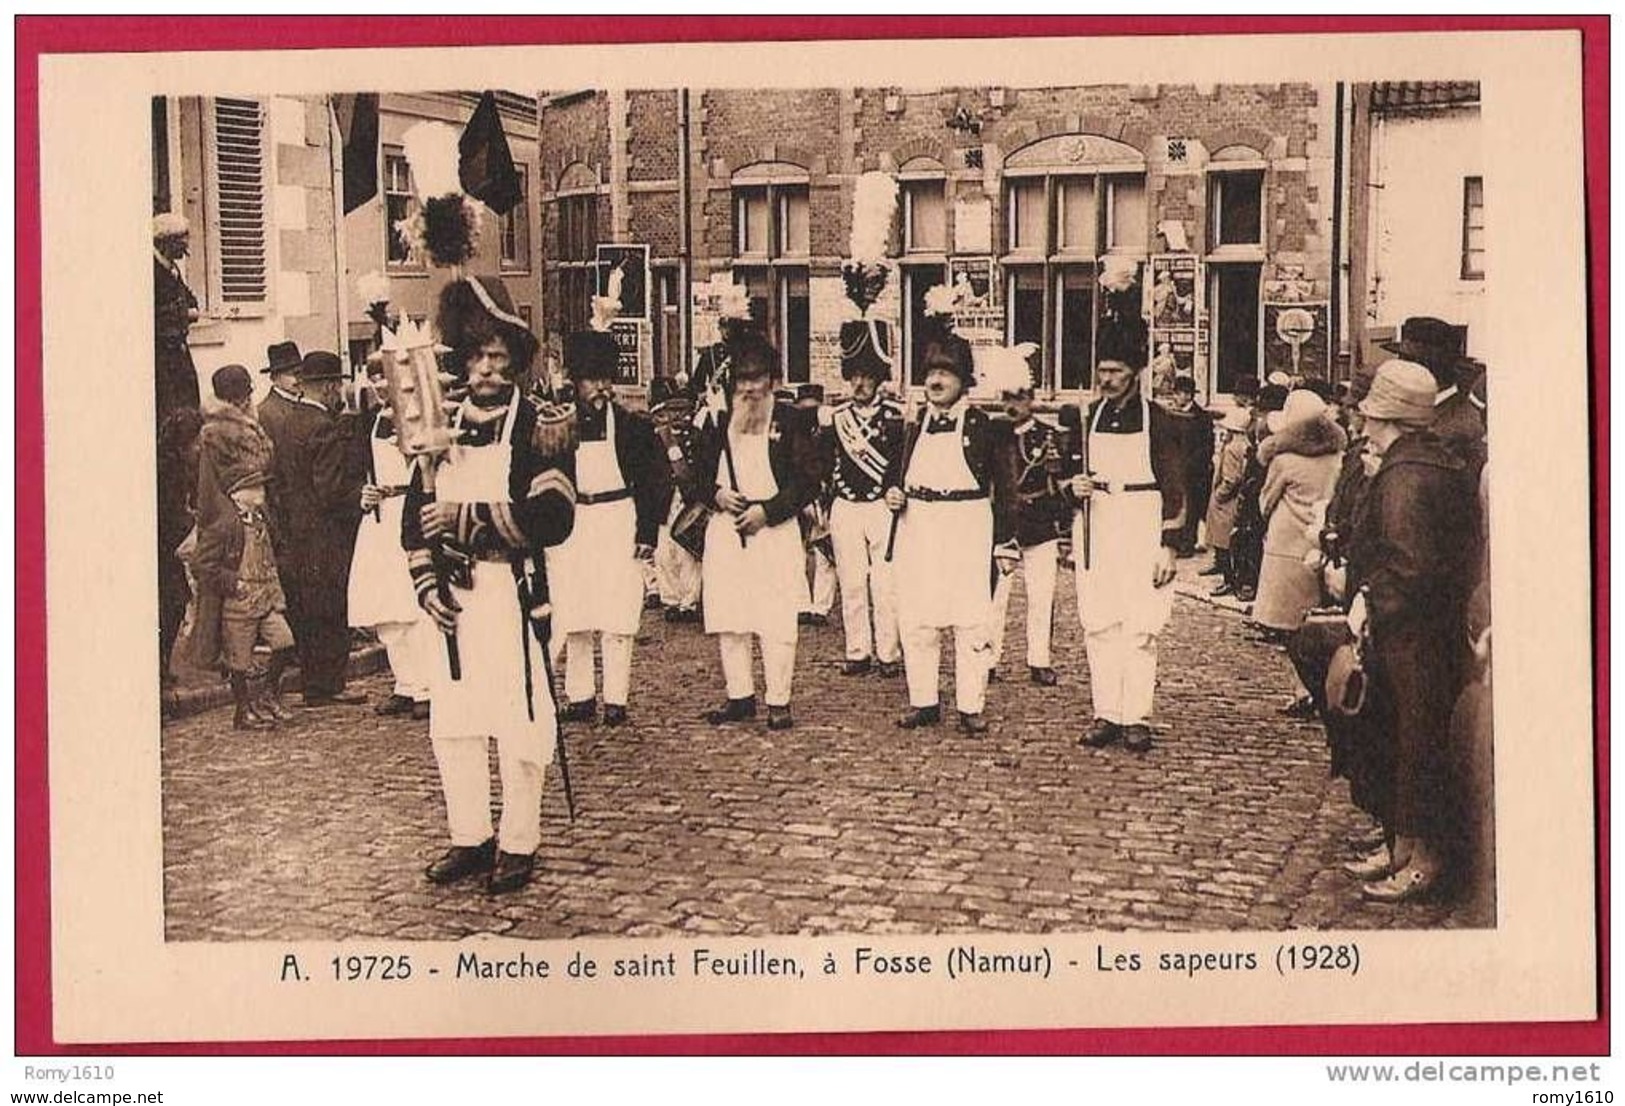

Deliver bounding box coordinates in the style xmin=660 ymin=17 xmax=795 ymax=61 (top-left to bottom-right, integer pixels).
xmin=916 ymin=318 xmax=975 ymax=386
xmin=839 ymin=318 xmax=894 ymax=381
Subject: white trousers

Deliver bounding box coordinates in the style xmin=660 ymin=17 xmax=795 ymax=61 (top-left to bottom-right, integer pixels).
xmin=803 ymin=548 xmax=837 ymax=616
xmin=1084 ymin=624 xmax=1159 ymax=725
xmin=718 ymin=631 xmax=796 ymax=707
xmin=986 ymin=539 xmax=1059 ymax=670
xmin=829 ymin=497 xmax=900 ymax=663
xmin=377 ymin=617 xmax=437 ymax=701
xmin=654 ymin=514 xmax=703 ymax=609
xmin=431 ymin=723 xmax=552 ymax=854
xmin=562 ymin=630 xmax=634 ymax=707
xmin=901 ymin=624 xmax=991 ymax=714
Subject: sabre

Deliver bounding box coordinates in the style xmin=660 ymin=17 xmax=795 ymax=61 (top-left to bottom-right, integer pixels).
xmin=379 ymin=318 xmax=464 ymax=680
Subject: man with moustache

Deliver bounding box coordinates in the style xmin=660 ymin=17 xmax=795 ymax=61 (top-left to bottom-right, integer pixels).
xmin=687 ymin=331 xmax=821 ymax=731
xmin=547 ymin=329 xmax=671 ymax=727
xmin=889 ymin=317 xmax=1018 ymax=736
xmin=1068 ymin=340 xmax=1187 ymax=754
xmin=824 ymin=320 xmax=907 ymax=676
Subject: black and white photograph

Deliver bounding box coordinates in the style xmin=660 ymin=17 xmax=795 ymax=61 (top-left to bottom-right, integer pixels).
xmin=33 ymin=25 xmax=1596 ymax=1047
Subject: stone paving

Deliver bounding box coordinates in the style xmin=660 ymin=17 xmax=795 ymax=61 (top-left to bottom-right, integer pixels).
xmin=161 ymin=561 xmax=1491 ymax=940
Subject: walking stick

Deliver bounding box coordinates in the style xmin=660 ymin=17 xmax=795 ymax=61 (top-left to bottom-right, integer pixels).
xmin=721 ymin=429 xmax=749 ymax=549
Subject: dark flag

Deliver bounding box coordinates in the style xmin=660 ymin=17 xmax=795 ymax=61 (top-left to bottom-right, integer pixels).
xmin=333 ymin=93 xmax=380 ymax=215
xmin=459 ymin=91 xmax=523 ymax=216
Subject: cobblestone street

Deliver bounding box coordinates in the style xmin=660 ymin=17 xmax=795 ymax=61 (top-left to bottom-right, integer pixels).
xmin=161 ymin=566 xmax=1491 ymax=941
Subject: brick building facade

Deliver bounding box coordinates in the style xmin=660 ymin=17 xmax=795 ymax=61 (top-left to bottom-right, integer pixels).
xmin=537 ymin=84 xmax=1340 ymax=402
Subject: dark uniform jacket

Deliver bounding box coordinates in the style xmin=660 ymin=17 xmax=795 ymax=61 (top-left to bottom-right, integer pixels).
xmin=825 ymin=396 xmax=907 ymax=503
xmin=1061 ymin=392 xmax=1188 ymax=549
xmin=153 ymin=257 xmax=200 ymax=415
xmin=999 ymin=416 xmax=1069 ymax=548
xmin=898 ymin=403 xmax=1019 ymax=547
xmin=401 ymin=394 xmax=579 ymax=609
xmin=256 ymin=389 xmax=363 ymax=616
xmin=574 ymin=399 xmax=673 ymax=549
xmin=685 ymin=400 xmax=822 ymax=528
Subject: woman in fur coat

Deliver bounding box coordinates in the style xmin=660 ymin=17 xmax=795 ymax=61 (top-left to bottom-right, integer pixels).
xmin=1253 ymin=390 xmax=1348 ymax=632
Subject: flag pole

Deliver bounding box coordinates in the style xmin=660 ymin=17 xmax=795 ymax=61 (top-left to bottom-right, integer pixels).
xmin=326 ymin=96 xmax=352 ymax=374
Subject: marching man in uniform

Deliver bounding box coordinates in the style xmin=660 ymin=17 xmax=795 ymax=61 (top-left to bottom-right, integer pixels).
xmin=825 ymin=318 xmax=907 ymax=678
xmin=888 ymin=315 xmax=1018 ymax=735
xmin=689 ymin=331 xmax=821 ymax=731
xmin=981 ymin=344 xmax=1065 ymax=687
xmin=548 ymin=328 xmax=671 ymax=727
xmin=1068 ymin=339 xmax=1187 ymax=755
xmin=403 ymin=276 xmax=578 ymax=895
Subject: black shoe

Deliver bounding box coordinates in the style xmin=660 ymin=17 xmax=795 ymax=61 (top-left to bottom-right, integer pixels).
xmin=958 ymin=711 xmax=988 ymax=736
xmin=411 ymin=700 xmax=431 ymax=721
xmin=1198 ymin=563 xmax=1225 ymax=577
xmin=1211 ymin=582 xmax=1235 ymax=597
xmin=1281 ymin=695 xmax=1318 ymax=720
xmin=487 ymin=851 xmax=536 ymax=895
xmin=704 ymin=696 xmax=757 ymax=725
xmin=875 ymin=661 xmax=902 ymax=679
xmin=1029 ymin=666 xmax=1058 ymax=687
xmin=1080 ymin=719 xmax=1121 ymax=748
xmin=665 ymin=606 xmax=701 ymax=624
xmin=986 ymin=667 xmax=1001 ymax=684
xmin=558 ymin=699 xmax=596 ymax=724
xmin=303 ymin=691 xmax=367 ymax=708
xmin=1235 ymin=587 xmax=1256 ymax=602
xmin=1123 ymin=724 xmax=1154 ymax=754
xmin=374 ymin=693 xmax=417 ymax=717
xmin=766 ymin=705 xmax=794 ymax=731
xmin=602 ymin=704 xmax=629 ymax=727
xmin=841 ymin=658 xmax=873 ymax=677
xmin=425 ymin=838 xmax=496 ymax=885
xmin=897 ymin=705 xmax=942 ymax=729
xmin=644 ymin=593 xmax=664 ymax=610
xmin=232 ymin=703 xmax=275 ymax=731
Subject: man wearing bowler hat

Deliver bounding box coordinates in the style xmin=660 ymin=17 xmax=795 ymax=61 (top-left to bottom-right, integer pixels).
xmin=825 ymin=319 xmax=907 ymax=677
xmin=546 ymin=329 xmax=671 ymax=727
xmin=258 ymin=346 xmax=367 ymax=707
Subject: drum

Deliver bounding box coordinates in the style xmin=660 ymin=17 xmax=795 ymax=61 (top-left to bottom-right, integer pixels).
xmin=670 ymin=500 xmax=712 ymax=560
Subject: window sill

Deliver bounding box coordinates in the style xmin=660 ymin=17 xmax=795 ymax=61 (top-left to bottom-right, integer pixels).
xmin=1205 ymin=245 xmax=1266 ymax=264
xmin=386 ymin=266 xmax=430 ymax=279
xmin=900 ymin=252 xmax=948 ymax=266
xmin=998 ymin=253 xmax=1046 ymax=266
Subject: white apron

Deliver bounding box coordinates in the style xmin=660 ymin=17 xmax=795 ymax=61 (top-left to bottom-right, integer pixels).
xmin=1073 ymin=397 xmax=1175 ymax=635
xmin=701 ymin=425 xmax=803 ymax=644
xmin=545 ymin=404 xmax=644 ymax=635
xmin=348 ymin=414 xmax=423 ymax=627
xmin=429 ymin=392 xmax=554 ymax=739
xmin=896 ymin=405 xmax=994 ymax=630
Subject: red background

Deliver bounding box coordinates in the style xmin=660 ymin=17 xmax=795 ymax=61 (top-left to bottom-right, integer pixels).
xmin=13 ymin=14 xmax=1609 ymax=1056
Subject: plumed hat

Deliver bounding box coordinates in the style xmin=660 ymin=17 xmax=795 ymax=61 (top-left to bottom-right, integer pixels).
xmin=839 ymin=319 xmax=895 ymax=381
xmin=917 ymin=316 xmax=976 ymax=386
xmin=436 ymin=275 xmax=539 ymax=371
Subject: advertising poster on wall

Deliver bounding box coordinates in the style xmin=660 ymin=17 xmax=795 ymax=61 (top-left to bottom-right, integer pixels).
xmin=596 ymin=243 xmax=650 ymax=321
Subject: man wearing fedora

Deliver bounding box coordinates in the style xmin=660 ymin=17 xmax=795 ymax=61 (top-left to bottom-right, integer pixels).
xmin=889 ymin=318 xmax=1018 ymax=736
xmin=825 ymin=320 xmax=907 ymax=678
xmin=257 ymin=345 xmax=367 ymax=707
xmin=546 ymin=329 xmax=671 ymax=727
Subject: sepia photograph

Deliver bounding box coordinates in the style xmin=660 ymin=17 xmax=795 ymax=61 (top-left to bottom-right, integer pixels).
xmin=25 ymin=18 xmax=1600 ymax=1051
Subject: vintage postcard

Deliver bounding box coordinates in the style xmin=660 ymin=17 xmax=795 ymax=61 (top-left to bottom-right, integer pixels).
xmin=27 ymin=22 xmax=1598 ymax=1048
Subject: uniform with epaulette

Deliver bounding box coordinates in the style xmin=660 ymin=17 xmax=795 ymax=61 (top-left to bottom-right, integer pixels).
xmin=823 ymin=319 xmax=907 ymax=676
xmin=648 ymin=376 xmax=703 ymax=620
xmin=985 ymin=410 xmax=1068 ymax=686
xmin=793 ymin=383 xmax=839 ymax=626
xmin=403 ymin=275 xmax=578 ymax=896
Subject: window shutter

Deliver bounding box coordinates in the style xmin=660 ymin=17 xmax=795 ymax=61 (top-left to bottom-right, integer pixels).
xmin=210 ymin=97 xmax=269 ymax=313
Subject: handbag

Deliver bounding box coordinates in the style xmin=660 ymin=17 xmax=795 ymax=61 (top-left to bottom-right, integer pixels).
xmin=1325 ymin=634 xmax=1368 ymax=717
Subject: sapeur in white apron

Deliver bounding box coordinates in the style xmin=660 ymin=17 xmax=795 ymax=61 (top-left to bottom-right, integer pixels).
xmin=1073 ymin=397 xmax=1175 ymax=636
xmin=544 ymin=403 xmax=645 ymax=636
xmin=896 ymin=404 xmax=994 ymax=630
xmin=347 ymin=412 xmax=423 ymax=628
xmin=701 ymin=423 xmax=803 ymax=645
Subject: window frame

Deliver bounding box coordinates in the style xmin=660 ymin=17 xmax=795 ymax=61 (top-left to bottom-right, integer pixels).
xmin=1460 ymin=175 xmax=1485 ymax=281
xmin=730 ymin=177 xmax=812 ymax=379
xmin=1205 ymin=164 xmax=1268 ymax=258
xmin=499 ymin=162 xmax=531 ymax=273
xmin=383 ymin=144 xmax=422 ymax=273
xmin=902 ymin=177 xmax=948 ymax=255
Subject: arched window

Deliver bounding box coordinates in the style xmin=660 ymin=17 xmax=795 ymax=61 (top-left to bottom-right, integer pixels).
xmin=552 ymin=163 xmax=601 ymax=333
xmin=1001 ymin=134 xmax=1150 ymax=391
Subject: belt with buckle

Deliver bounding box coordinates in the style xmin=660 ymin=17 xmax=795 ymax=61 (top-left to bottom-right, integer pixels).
xmin=1096 ymin=480 xmax=1159 ymax=495
xmin=905 ymin=486 xmax=988 ymax=502
xmin=577 ymin=487 xmax=633 ymax=506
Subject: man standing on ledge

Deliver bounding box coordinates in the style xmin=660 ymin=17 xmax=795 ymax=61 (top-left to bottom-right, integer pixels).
xmin=1068 ymin=349 xmax=1187 ymax=755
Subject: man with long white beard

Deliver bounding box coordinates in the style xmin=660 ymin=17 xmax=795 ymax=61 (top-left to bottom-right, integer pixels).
xmin=687 ymin=332 xmax=821 ymax=731
xmin=547 ymin=329 xmax=671 ymax=727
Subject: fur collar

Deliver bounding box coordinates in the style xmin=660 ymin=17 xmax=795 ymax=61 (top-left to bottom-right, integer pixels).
xmin=1259 ymin=414 xmax=1347 ymax=465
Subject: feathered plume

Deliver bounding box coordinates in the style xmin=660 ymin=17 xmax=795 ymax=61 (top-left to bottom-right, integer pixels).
xmin=1098 ymin=255 xmax=1141 ymax=294
xmin=717 ymin=279 xmax=751 ymax=321
xmin=978 ymin=342 xmax=1039 ymax=394
xmin=591 ymin=263 xmax=626 ymax=332
xmin=841 ymin=171 xmax=898 ymax=315
xmin=399 ymin=121 xmax=483 ymax=267
xmin=923 ymin=282 xmax=958 ymax=318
